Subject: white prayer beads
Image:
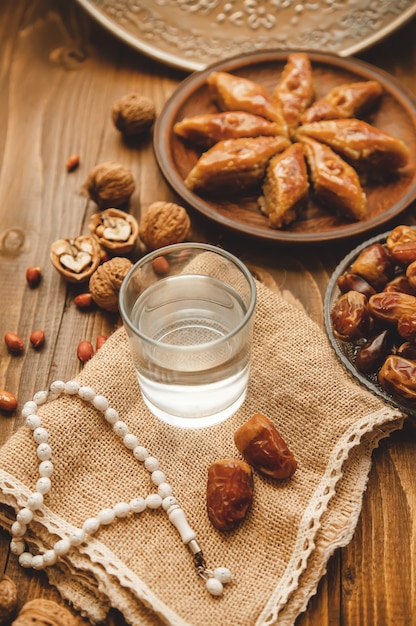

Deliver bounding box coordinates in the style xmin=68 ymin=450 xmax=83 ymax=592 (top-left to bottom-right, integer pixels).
xmin=11 ymin=380 xmax=232 ymax=596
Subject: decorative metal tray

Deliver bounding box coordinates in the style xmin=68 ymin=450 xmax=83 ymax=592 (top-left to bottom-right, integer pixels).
xmin=75 ymin=0 xmax=416 ymax=72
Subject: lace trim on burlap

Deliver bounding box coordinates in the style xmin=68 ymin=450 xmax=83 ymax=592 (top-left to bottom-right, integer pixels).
xmin=256 ymin=405 xmax=403 ymax=625
xmin=0 ymin=471 xmax=189 ymax=626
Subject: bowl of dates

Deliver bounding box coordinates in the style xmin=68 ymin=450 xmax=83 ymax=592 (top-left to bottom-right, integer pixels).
xmin=324 ymin=225 xmax=416 ymax=415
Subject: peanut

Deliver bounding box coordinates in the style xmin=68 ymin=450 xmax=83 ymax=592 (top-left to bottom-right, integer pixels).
xmin=0 ymin=391 xmax=18 ymax=413
xmin=77 ymin=340 xmax=94 ymax=363
xmin=96 ymin=335 xmax=107 ymax=350
xmin=152 ymin=256 xmax=170 ymax=275
xmin=30 ymin=329 xmax=45 ymax=350
xmin=66 ymin=153 xmax=80 ymax=172
xmin=74 ymin=293 xmax=94 ymax=309
xmin=4 ymin=332 xmax=24 ymax=354
xmin=26 ymin=266 xmax=42 ymax=288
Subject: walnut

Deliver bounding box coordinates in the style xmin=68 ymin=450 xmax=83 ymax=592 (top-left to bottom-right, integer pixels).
xmin=11 ymin=598 xmax=80 ymax=625
xmin=89 ymin=256 xmax=133 ymax=312
xmin=139 ymin=201 xmax=191 ymax=251
xmin=84 ymin=161 xmax=135 ymax=208
xmin=111 ymin=93 xmax=156 ymax=137
xmin=89 ymin=208 xmax=139 ymax=255
xmin=0 ymin=575 xmax=17 ymax=623
xmin=50 ymin=235 xmax=101 ymax=283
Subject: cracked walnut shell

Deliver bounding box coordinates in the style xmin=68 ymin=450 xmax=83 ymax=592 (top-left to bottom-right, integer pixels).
xmin=139 ymin=201 xmax=191 ymax=251
xmin=11 ymin=598 xmax=80 ymax=626
xmin=89 ymin=256 xmax=133 ymax=312
xmin=89 ymin=208 xmax=139 ymax=255
xmin=84 ymin=161 xmax=135 ymax=208
xmin=50 ymin=235 xmax=101 ymax=283
xmin=111 ymin=93 xmax=156 ymax=137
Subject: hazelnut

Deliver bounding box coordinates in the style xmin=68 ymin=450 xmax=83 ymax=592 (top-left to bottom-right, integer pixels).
xmin=84 ymin=161 xmax=135 ymax=208
xmin=139 ymin=201 xmax=191 ymax=251
xmin=11 ymin=598 xmax=80 ymax=625
xmin=0 ymin=575 xmax=17 ymax=622
xmin=111 ymin=93 xmax=156 ymax=137
xmin=89 ymin=208 xmax=139 ymax=255
xmin=50 ymin=236 xmax=101 ymax=283
xmin=89 ymin=256 xmax=133 ymax=312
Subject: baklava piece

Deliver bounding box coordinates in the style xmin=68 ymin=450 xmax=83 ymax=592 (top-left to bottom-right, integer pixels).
xmin=258 ymin=143 xmax=309 ymax=228
xmin=272 ymin=53 xmax=314 ymax=138
xmin=297 ymin=118 xmax=410 ymax=173
xmin=301 ymin=80 xmax=383 ymax=123
xmin=300 ymin=136 xmax=367 ymax=221
xmin=184 ymin=135 xmax=290 ymax=193
xmin=207 ymin=71 xmax=288 ymax=135
xmin=173 ymin=111 xmax=284 ymax=148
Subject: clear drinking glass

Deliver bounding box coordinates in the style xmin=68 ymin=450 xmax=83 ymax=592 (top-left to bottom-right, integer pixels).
xmin=119 ymin=243 xmax=256 ymax=428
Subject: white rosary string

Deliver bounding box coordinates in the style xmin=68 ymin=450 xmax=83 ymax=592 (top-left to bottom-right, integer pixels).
xmin=9 ymin=379 xmax=232 ymax=596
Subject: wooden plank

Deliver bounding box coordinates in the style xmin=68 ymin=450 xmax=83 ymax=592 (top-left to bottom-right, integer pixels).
xmin=0 ymin=1 xmax=415 ymax=624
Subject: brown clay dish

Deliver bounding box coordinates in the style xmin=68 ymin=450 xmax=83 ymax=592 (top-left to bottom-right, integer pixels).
xmin=154 ymin=50 xmax=416 ymax=244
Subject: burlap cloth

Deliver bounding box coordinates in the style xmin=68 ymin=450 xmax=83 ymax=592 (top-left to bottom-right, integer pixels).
xmin=0 ymin=278 xmax=405 ymax=626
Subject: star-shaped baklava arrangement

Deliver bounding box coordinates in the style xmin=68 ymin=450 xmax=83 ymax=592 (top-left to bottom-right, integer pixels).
xmin=173 ymin=54 xmax=410 ymax=230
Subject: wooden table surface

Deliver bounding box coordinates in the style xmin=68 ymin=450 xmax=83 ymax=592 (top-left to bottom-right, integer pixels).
xmin=0 ymin=1 xmax=415 ymax=625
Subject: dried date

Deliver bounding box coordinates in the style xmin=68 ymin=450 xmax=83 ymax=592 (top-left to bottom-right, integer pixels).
xmin=355 ymin=329 xmax=391 ymax=374
xmin=206 ymin=458 xmax=254 ymax=532
xmin=396 ymin=341 xmax=416 ymax=360
xmin=406 ymin=260 xmax=416 ymax=291
xmin=388 ymin=241 xmax=416 ymax=267
xmin=397 ymin=312 xmax=416 ymax=342
xmin=379 ymin=355 xmax=416 ymax=401
xmin=386 ymin=225 xmax=416 ymax=250
xmin=349 ymin=242 xmax=394 ymax=290
xmin=331 ymin=290 xmax=369 ymax=340
xmin=368 ymin=291 xmax=416 ymax=325
xmin=383 ymin=274 xmax=415 ymax=295
xmin=337 ymin=273 xmax=376 ymax=299
xmin=234 ymin=413 xmax=297 ymax=480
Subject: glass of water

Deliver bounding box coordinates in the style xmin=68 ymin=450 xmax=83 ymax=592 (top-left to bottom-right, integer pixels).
xmin=119 ymin=243 xmax=256 ymax=428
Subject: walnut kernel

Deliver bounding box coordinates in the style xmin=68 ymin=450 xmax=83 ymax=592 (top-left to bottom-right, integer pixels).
xmin=50 ymin=236 xmax=101 ymax=283
xmin=89 ymin=208 xmax=139 ymax=255
xmin=84 ymin=161 xmax=135 ymax=208
xmin=111 ymin=93 xmax=156 ymax=137
xmin=139 ymin=201 xmax=191 ymax=251
xmin=89 ymin=256 xmax=133 ymax=312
